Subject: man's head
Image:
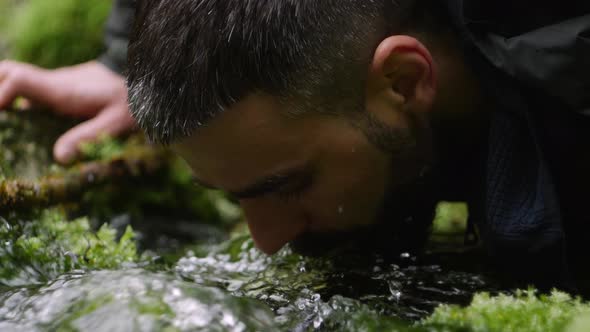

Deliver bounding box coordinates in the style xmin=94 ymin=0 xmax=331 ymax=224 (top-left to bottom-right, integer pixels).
xmin=128 ymin=0 xmax=446 ymax=255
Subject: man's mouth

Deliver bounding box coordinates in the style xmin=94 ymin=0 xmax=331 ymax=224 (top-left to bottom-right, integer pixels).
xmin=288 ymin=226 xmax=382 ymax=257
xmin=290 ymin=190 xmax=438 ymax=259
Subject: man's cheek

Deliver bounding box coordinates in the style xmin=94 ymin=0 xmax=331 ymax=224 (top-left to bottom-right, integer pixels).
xmin=305 ymin=199 xmax=372 ymax=232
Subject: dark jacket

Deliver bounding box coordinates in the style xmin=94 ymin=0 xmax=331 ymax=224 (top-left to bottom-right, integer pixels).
xmin=98 ymin=0 xmax=135 ymax=73
xmin=446 ymin=1 xmax=590 ymax=289
xmin=99 ymin=0 xmax=590 ymax=288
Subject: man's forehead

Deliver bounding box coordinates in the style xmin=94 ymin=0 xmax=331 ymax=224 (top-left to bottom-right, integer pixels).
xmin=176 ymin=97 xmax=299 ymax=149
xmin=184 ymin=94 xmax=291 ymax=138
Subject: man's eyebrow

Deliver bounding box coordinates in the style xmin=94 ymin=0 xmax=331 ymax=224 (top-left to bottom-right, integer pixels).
xmin=193 ymin=169 xmax=306 ymax=200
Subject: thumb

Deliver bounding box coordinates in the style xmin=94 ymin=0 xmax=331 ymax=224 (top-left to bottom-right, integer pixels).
xmin=53 ymin=104 xmax=135 ymax=164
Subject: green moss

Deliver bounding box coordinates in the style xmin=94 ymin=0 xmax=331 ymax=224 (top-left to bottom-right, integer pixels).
xmin=0 ymin=208 xmax=139 ymax=286
xmin=422 ymin=290 xmax=590 ymax=332
xmin=78 ymin=135 xmax=127 ymax=162
xmin=429 ymin=202 xmax=471 ymax=248
xmin=432 ymin=202 xmax=469 ymax=235
xmin=0 ymin=1 xmax=11 ymax=31
xmin=566 ymin=313 xmax=590 ymax=332
xmin=4 ymin=0 xmax=112 ymax=68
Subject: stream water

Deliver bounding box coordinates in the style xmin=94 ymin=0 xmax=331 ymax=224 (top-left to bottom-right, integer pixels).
xmin=0 ymin=230 xmax=504 ymax=331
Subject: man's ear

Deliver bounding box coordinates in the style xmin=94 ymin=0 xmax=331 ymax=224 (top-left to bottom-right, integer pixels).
xmin=367 ymin=35 xmax=437 ymax=115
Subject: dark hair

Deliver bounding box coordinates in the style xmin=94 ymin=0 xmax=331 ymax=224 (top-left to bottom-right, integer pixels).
xmin=127 ymin=0 xmax=432 ymax=144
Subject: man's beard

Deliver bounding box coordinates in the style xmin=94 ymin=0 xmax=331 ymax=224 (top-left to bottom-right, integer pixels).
xmin=289 ymin=168 xmax=439 ymax=258
xmin=290 ymin=112 xmax=440 ymax=257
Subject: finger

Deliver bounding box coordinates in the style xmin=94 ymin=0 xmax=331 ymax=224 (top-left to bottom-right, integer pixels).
xmin=0 ymin=63 xmax=22 ymax=109
xmin=0 ymin=61 xmax=29 ymax=108
xmin=0 ymin=78 xmax=19 ymax=109
xmin=0 ymin=61 xmax=60 ymax=109
xmin=53 ymin=105 xmax=135 ymax=164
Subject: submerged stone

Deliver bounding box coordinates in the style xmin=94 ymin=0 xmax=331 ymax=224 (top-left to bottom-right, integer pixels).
xmin=0 ymin=269 xmax=276 ymax=332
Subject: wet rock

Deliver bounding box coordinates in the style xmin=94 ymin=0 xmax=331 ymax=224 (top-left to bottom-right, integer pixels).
xmin=0 ymin=269 xmax=276 ymax=332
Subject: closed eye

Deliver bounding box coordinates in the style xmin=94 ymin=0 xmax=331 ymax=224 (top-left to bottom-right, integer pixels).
xmin=275 ymin=173 xmax=314 ymax=203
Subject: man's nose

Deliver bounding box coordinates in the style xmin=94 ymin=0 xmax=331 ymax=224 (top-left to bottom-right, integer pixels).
xmin=240 ymin=200 xmax=308 ymax=255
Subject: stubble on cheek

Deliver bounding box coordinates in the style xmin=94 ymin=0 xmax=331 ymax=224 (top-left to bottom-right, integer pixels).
xmin=289 ymin=150 xmax=436 ymax=258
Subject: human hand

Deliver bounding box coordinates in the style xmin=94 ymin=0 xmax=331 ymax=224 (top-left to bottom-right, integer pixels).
xmin=0 ymin=60 xmax=135 ymax=163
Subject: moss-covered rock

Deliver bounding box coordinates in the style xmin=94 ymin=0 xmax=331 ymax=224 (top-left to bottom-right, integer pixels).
xmin=3 ymin=0 xmax=111 ymax=68
xmin=0 ymin=269 xmax=277 ymax=332
xmin=0 ymin=208 xmax=139 ymax=286
xmin=423 ymin=290 xmax=590 ymax=332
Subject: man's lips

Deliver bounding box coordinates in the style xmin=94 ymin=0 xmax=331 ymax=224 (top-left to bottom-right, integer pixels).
xmin=289 ymin=226 xmax=376 ymax=257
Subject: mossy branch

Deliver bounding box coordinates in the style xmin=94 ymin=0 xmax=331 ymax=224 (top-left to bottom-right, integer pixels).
xmin=0 ymin=147 xmax=173 ymax=213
